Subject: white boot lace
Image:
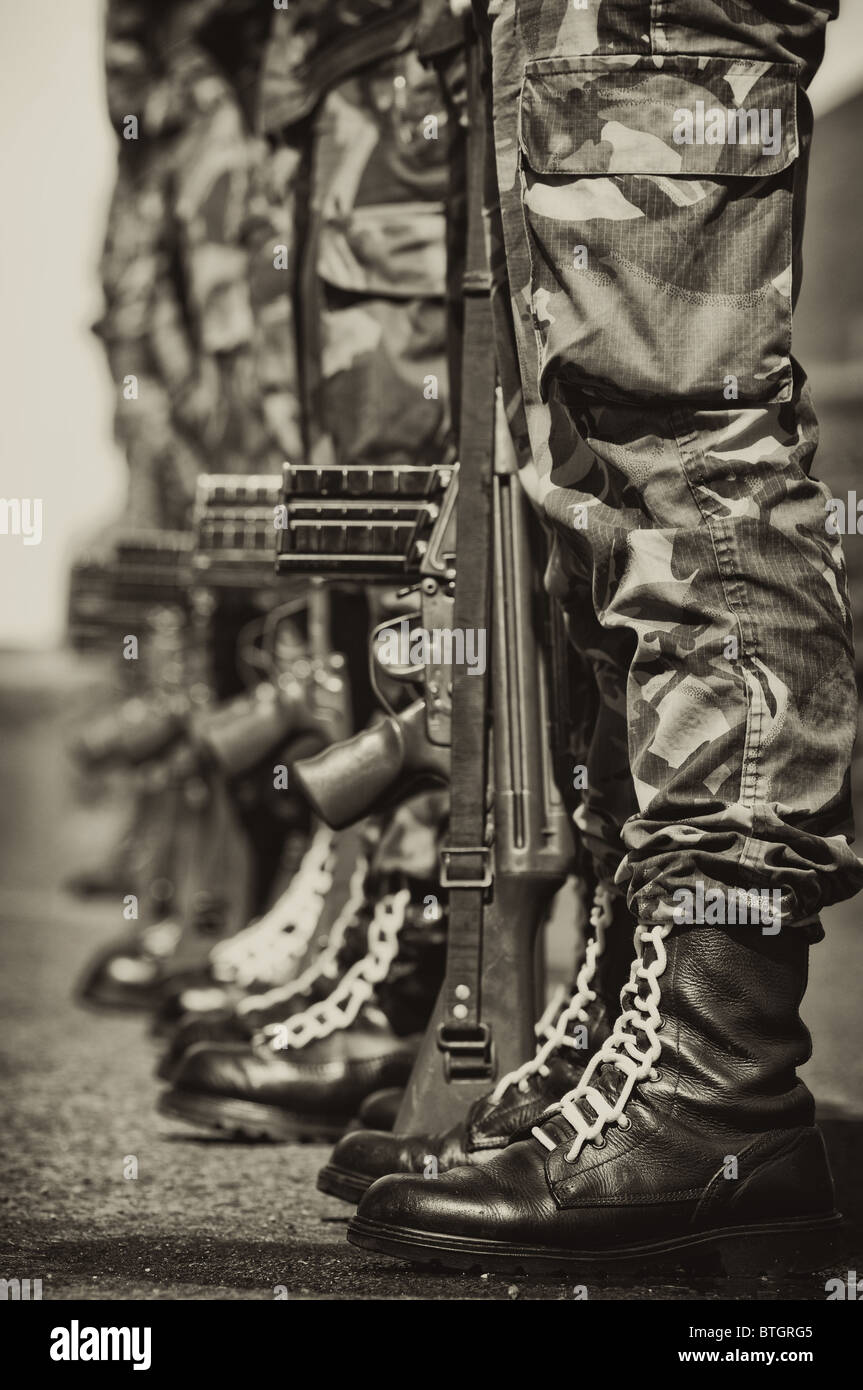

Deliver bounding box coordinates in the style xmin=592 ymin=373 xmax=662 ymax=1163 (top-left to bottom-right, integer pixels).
xmin=260 ymin=887 xmax=411 ymax=1051
xmin=140 ymin=919 xmax=183 ymax=958
xmin=489 ymin=882 xmax=614 ymax=1103
xmin=209 ymin=826 xmax=335 ymax=987
xmin=532 ymin=920 xmax=671 ymax=1163
xmin=235 ymin=852 xmax=369 ymax=1017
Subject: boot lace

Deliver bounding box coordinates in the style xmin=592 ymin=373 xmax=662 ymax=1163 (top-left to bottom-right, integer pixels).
xmin=259 ymin=887 xmax=411 ymax=1051
xmin=489 ymin=883 xmax=614 ymax=1103
xmin=140 ymin=919 xmax=183 ymax=958
xmin=532 ymin=921 xmax=671 ymax=1163
xmin=209 ymin=826 xmax=335 ymax=987
xmin=234 ymin=852 xmax=369 ymax=1017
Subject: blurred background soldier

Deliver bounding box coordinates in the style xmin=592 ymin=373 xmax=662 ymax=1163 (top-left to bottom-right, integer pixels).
xmin=73 ymin=0 xmax=300 ymax=999
xmin=158 ymin=0 xmax=462 ymax=1139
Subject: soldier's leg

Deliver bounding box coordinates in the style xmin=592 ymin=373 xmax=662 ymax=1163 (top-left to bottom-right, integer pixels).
xmin=314 ymin=24 xmax=639 ymax=1201
xmin=347 ymin=0 xmax=857 ymax=1272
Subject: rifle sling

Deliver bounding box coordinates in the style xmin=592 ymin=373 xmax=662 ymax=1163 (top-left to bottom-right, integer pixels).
xmin=438 ymin=37 xmax=495 ymax=1074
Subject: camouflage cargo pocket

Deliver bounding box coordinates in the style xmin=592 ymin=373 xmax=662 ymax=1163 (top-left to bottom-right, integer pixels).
xmin=517 ymin=55 xmax=799 ymax=407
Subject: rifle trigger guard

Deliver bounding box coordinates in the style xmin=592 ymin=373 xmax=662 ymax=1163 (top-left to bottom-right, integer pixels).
xmin=439 ymin=845 xmax=492 ymax=890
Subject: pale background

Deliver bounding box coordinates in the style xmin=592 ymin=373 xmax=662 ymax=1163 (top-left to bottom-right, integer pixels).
xmin=1 ymin=0 xmax=862 ymax=648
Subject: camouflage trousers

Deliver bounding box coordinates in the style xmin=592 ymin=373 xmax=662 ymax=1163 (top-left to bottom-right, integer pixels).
xmin=303 ymin=45 xmax=454 ymax=472
xmin=480 ymin=0 xmax=863 ymax=928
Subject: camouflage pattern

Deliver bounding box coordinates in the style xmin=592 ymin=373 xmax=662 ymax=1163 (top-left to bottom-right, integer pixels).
xmin=518 ymin=55 xmax=798 ymax=406
xmin=148 ymin=43 xmax=276 ymax=477
xmin=245 ymin=137 xmax=305 ymax=462
xmin=303 ymin=46 xmax=455 ymax=471
xmin=96 ymin=0 xmax=282 ymax=532
xmin=258 ymin=0 xmax=420 ymax=133
xmin=477 ymin=0 xmax=863 ymax=927
xmin=96 ymin=154 xmax=202 ymax=530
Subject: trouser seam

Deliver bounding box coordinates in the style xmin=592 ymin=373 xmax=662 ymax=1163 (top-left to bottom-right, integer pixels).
xmin=668 ymin=409 xmax=762 ymax=873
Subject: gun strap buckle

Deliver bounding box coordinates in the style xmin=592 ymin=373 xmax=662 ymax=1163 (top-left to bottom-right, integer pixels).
xmin=436 ymin=1022 xmax=494 ymax=1080
xmin=439 ymin=845 xmax=492 ymax=890
xmin=462 ymin=268 xmax=492 ymax=296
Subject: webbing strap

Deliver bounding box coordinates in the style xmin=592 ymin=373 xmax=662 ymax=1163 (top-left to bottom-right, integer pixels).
xmin=437 ymin=36 xmax=496 ymax=1077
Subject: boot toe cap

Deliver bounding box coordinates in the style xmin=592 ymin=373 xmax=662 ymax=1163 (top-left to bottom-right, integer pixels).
xmin=77 ymin=940 xmax=162 ymax=1008
xmin=355 ymin=1141 xmax=557 ymax=1243
xmin=328 ymin=1128 xmax=427 ymax=1186
xmin=170 ymin=1041 xmax=261 ymax=1098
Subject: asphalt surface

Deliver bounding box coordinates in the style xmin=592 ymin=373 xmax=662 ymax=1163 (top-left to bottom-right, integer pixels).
xmin=0 ymin=652 xmax=861 ymax=1302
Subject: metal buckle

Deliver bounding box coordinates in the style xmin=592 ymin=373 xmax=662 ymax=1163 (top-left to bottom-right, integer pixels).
xmin=439 ymin=845 xmax=492 ymax=890
xmin=436 ymin=1022 xmax=494 ymax=1080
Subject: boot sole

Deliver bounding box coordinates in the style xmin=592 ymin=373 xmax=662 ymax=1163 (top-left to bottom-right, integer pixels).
xmin=76 ymin=984 xmax=163 ymax=1013
xmin=317 ymin=1164 xmax=375 ymax=1204
xmin=158 ymin=1090 xmax=349 ymax=1143
xmin=348 ymin=1212 xmax=844 ymax=1277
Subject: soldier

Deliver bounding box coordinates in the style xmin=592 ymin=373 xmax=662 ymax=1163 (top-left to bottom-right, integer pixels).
xmin=77 ymin=0 xmax=296 ymax=998
xmin=343 ymin=0 xmax=862 ymax=1276
xmin=318 ymin=0 xmax=638 ymax=1207
xmin=154 ymin=0 xmax=465 ymax=1134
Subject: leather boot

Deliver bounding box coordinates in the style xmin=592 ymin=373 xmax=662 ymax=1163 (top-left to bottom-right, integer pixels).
xmin=152 ymin=823 xmax=346 ymax=1045
xmin=319 ymin=885 xmax=633 ymax=1202
xmin=355 ymin=1088 xmax=405 ymax=1131
xmin=76 ymin=919 xmax=187 ymax=1012
xmin=155 ymin=841 xmax=381 ymax=1080
xmin=348 ymin=919 xmax=841 ymax=1275
xmin=158 ymin=880 xmax=447 ymax=1140
xmin=76 ymin=771 xmax=256 ymax=1012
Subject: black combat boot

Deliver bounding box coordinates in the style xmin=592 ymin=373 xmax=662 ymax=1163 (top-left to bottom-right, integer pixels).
xmin=76 ymin=772 xmax=257 ymax=1012
xmin=354 ymin=1088 xmax=405 ymax=1131
xmin=158 ymin=879 xmax=447 ymax=1140
xmin=152 ymin=824 xmax=345 ymax=1047
xmin=76 ymin=918 xmax=187 ymax=1012
xmin=155 ymin=839 xmax=383 ymax=1080
xmin=319 ymin=885 xmax=634 ymax=1202
xmin=349 ymin=918 xmax=840 ymax=1275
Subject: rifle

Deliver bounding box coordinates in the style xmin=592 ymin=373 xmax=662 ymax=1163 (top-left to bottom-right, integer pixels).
xmin=73 ymin=479 xmax=351 ymax=775
xmin=158 ymin=476 xmax=353 ymax=942
xmin=394 ymin=415 xmax=574 ymax=1129
xmin=280 ymin=426 xmax=574 ymax=1126
xmin=67 ymin=529 xmax=193 ymax=657
xmin=276 ymin=29 xmax=578 ymax=1128
xmin=283 ymin=460 xmax=458 ymax=819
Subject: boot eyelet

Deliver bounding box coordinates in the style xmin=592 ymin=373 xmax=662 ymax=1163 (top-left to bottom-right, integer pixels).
xmin=649 ymin=1068 xmax=662 ymax=1084
xmin=617 ymin=1115 xmax=632 ymax=1130
xmin=591 ymin=1135 xmax=607 ymax=1149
